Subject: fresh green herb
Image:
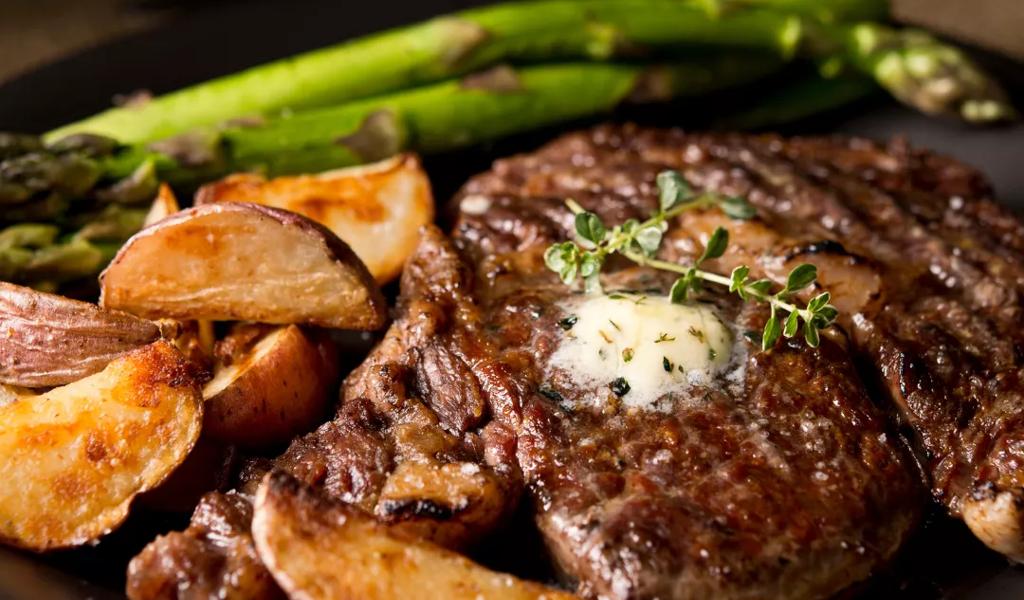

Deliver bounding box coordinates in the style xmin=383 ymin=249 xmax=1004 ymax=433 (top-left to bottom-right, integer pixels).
xmin=663 ymin=356 xmax=673 ymax=372
xmin=558 ymin=315 xmax=578 ymax=331
xmin=687 ymin=326 xmax=705 ymax=342
xmin=708 ymin=347 xmax=718 ymax=361
xmin=543 ymin=169 xmax=840 ymax=350
xmin=654 ymin=333 xmax=676 ymax=344
xmin=622 ymin=347 xmax=635 ymax=363
xmin=719 ymin=196 xmax=757 ymax=220
xmin=608 ymin=319 xmax=621 ymax=331
xmin=610 ymin=377 xmax=631 ymax=397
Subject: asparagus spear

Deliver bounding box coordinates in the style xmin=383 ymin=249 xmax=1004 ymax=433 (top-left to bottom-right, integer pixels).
xmin=3 ymin=57 xmax=780 ymax=288
xmin=214 ymin=57 xmax=784 ymax=178
xmin=96 ymin=56 xmax=780 ymax=183
xmin=0 ymin=142 xmax=163 ymax=289
xmin=831 ymin=25 xmax=1017 ymax=121
xmin=46 ymin=0 xmax=1008 ymax=145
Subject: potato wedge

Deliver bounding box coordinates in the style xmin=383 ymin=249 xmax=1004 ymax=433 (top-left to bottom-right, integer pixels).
xmin=0 ymin=341 xmax=203 ymax=550
xmin=252 ymin=471 xmax=576 ymax=600
xmin=99 ymin=202 xmax=387 ymax=330
xmin=0 ymin=282 xmax=160 ymax=387
xmin=203 ymin=324 xmax=337 ymax=449
xmin=143 ymin=183 xmax=181 ymax=227
xmin=196 ymin=154 xmax=434 ymax=284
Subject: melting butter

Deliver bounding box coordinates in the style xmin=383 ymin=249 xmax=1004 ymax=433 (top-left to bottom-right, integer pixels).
xmin=548 ymin=295 xmax=733 ymax=409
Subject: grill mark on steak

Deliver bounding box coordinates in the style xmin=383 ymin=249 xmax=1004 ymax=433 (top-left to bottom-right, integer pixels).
xmin=454 ymin=124 xmax=1024 ymax=562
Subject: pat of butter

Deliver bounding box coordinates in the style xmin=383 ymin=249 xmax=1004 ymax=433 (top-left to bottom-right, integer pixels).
xmin=548 ymin=295 xmax=732 ymax=409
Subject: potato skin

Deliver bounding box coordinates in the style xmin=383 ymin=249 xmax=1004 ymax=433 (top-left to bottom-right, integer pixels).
xmin=196 ymin=153 xmax=434 ymax=284
xmin=100 ymin=202 xmax=387 ymax=330
xmin=0 ymin=282 xmax=160 ymax=387
xmin=202 ymin=325 xmax=338 ymax=450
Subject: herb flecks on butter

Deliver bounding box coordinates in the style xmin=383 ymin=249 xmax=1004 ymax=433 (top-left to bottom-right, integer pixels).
xmin=548 ymin=295 xmax=732 ymax=409
xmin=543 ymin=169 xmax=839 ymax=351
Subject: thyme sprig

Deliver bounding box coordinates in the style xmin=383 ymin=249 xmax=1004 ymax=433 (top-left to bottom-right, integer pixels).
xmin=543 ymin=170 xmax=839 ymax=350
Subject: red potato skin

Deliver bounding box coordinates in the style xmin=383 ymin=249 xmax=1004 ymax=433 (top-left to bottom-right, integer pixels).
xmin=99 ymin=202 xmax=387 ymax=330
xmin=0 ymin=282 xmax=160 ymax=387
xmin=203 ymin=326 xmax=339 ymax=450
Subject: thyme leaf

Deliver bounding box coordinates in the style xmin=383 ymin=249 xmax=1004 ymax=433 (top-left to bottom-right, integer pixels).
xmin=543 ymin=169 xmax=840 ymax=351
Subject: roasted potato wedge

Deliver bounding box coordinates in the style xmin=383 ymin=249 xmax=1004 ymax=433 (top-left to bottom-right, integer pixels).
xmin=100 ymin=202 xmax=387 ymax=330
xmin=196 ymin=154 xmax=434 ymax=284
xmin=0 ymin=282 xmax=160 ymax=387
xmin=252 ymin=471 xmax=576 ymax=600
xmin=143 ymin=183 xmax=181 ymax=227
xmin=203 ymin=324 xmax=337 ymax=449
xmin=0 ymin=341 xmax=203 ymax=550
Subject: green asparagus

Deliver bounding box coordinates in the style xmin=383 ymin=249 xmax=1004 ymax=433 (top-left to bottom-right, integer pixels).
xmin=213 ymin=57 xmax=784 ymax=178
xmin=89 ymin=56 xmax=781 ymax=183
xmin=0 ymin=145 xmax=168 ymax=289
xmin=46 ymin=0 xmax=1008 ymax=145
xmin=4 ymin=57 xmax=782 ymax=288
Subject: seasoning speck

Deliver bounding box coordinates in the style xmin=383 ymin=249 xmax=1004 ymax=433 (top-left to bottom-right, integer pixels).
xmin=622 ymin=347 xmax=634 ymax=363
xmin=558 ymin=315 xmax=578 ymax=331
xmin=538 ymin=384 xmax=564 ymax=402
xmin=610 ymin=377 xmax=631 ymax=397
xmin=662 ymin=356 xmax=673 ymax=372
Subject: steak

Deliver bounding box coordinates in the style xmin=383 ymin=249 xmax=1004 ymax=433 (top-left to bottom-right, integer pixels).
xmin=453 ymin=124 xmax=1024 ymax=564
xmin=130 ymin=124 xmax=1024 ymax=599
xmin=448 ymin=131 xmax=920 ymax=598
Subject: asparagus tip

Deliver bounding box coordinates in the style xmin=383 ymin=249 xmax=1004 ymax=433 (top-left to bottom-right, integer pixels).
xmin=860 ymin=26 xmax=1017 ymax=123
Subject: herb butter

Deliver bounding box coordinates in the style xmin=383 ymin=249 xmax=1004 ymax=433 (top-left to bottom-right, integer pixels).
xmin=548 ymin=295 xmax=733 ymax=409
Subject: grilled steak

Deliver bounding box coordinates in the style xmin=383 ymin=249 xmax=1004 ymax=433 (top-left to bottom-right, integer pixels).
xmin=454 ymin=124 xmax=1024 ymax=564
xmin=449 ymin=134 xmax=920 ymax=598
xmin=131 ymin=124 xmax=1024 ymax=599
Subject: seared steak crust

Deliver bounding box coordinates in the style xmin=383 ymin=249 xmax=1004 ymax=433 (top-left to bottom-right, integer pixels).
xmin=455 ymin=124 xmax=1024 ymax=561
xmin=126 ymin=492 xmax=282 ymax=600
xmin=451 ymin=130 xmax=920 ymax=598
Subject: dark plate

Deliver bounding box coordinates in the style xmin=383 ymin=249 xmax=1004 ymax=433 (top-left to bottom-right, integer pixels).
xmin=1 ymin=1 xmax=1023 ymax=598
